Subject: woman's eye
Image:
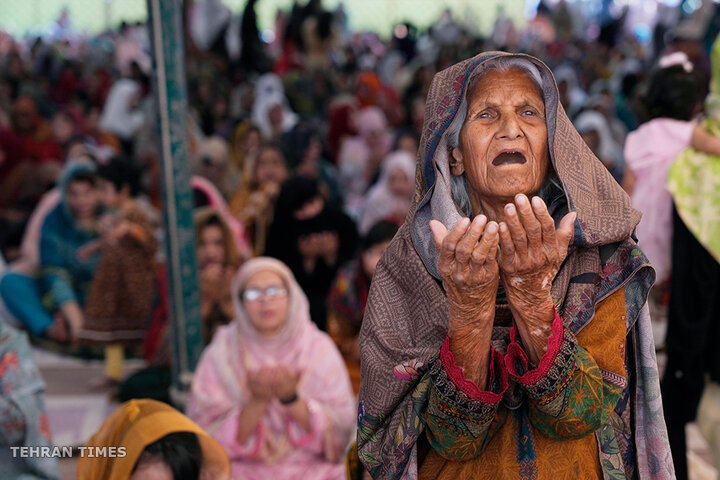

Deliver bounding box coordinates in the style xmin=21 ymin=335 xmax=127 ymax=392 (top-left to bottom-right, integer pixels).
xmin=522 ymin=109 xmax=536 ymax=116
xmin=478 ymin=111 xmax=492 ymax=119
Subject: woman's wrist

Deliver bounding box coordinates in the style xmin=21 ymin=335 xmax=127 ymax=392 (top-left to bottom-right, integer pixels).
xmin=248 ymin=396 xmax=271 ymax=409
xmin=279 ymin=392 xmax=299 ymax=405
xmin=509 ymin=298 xmax=555 ymax=365
xmin=447 ymin=320 xmax=493 ymax=388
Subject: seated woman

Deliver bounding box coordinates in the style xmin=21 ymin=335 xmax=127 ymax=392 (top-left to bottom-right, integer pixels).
xmin=358 ymin=53 xmax=672 ymax=479
xmin=338 ymin=107 xmax=393 ymax=220
xmin=77 ymin=399 xmax=230 ymax=480
xmin=0 ymin=163 xmax=101 ymax=342
xmin=78 ymin=157 xmax=158 ymax=384
xmin=123 ymin=208 xmax=240 ymax=403
xmin=196 ymin=208 xmax=241 ymax=342
xmin=229 ymin=144 xmax=289 ymax=257
xmin=187 ymin=257 xmax=356 ymax=480
xmin=358 ymin=150 xmax=416 ymax=235
xmin=280 ymin=123 xmax=342 ymax=205
xmin=328 ymin=220 xmax=398 ymax=393
xmin=265 ymin=177 xmax=358 ymax=330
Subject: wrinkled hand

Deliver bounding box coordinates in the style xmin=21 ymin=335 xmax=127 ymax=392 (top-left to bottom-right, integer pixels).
xmin=430 ymin=216 xmax=499 ymax=341
xmin=247 ymin=368 xmax=276 ymax=402
xmin=498 ymin=194 xmax=575 ymax=305
xmin=498 ymin=194 xmax=576 ymax=363
xmin=271 ymin=366 xmax=301 ymax=403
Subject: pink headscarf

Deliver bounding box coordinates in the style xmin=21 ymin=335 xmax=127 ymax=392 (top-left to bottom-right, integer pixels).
xmin=359 ymin=150 xmax=416 ymax=234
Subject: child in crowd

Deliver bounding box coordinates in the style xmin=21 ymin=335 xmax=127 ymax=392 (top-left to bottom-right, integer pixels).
xmin=78 ymin=157 xmax=157 ymax=385
xmin=0 ymin=163 xmax=101 ymax=342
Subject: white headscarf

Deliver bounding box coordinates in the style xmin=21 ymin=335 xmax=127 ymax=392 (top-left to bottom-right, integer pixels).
xmin=251 ymin=74 xmax=298 ymax=140
xmin=574 ymin=110 xmax=623 ymax=169
xmin=99 ymin=79 xmax=144 ymax=140
xmin=358 ymin=150 xmax=416 ymax=234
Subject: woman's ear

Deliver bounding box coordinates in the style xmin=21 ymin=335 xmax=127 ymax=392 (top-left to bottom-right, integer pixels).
xmin=450 ymin=148 xmax=465 ymax=175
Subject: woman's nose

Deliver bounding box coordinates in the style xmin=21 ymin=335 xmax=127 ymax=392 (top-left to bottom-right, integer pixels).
xmin=496 ymin=114 xmax=523 ymax=140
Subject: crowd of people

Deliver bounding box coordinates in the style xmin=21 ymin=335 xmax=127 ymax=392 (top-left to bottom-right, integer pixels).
xmin=2 ymin=0 xmax=720 ymax=478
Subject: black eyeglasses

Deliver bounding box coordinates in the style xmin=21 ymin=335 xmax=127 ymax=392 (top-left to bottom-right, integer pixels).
xmin=242 ymin=286 xmax=288 ymax=302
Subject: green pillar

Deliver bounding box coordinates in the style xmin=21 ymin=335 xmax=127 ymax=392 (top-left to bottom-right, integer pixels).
xmin=146 ymin=0 xmax=203 ymax=407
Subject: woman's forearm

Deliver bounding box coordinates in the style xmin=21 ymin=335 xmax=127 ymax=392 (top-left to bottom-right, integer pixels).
xmin=448 ymin=307 xmax=494 ymax=390
xmin=509 ymin=298 xmax=555 ymax=366
xmin=236 ymin=399 xmax=269 ymax=444
xmin=691 ymin=123 xmax=720 ymax=156
xmin=285 ymin=398 xmax=312 ymax=432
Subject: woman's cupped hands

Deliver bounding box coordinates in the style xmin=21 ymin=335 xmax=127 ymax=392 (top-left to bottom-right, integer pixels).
xmin=247 ymin=366 xmax=301 ymax=404
xmin=430 ymin=194 xmax=575 ymax=340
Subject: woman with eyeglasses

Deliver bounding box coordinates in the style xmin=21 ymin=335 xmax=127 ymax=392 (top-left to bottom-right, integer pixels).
xmin=187 ymin=257 xmax=356 ymax=480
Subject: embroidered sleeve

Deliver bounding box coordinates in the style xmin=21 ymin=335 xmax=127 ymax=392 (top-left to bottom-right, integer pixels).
xmin=423 ymin=339 xmax=509 ymax=460
xmin=504 ymin=299 xmax=627 ymax=440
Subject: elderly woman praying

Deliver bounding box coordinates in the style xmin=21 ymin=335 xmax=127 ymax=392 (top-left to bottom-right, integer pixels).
xmin=357 ymin=52 xmax=673 ymax=480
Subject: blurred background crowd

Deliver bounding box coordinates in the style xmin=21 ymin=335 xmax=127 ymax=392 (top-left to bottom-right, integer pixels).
xmin=2 ymin=0 xmax=720 ymax=479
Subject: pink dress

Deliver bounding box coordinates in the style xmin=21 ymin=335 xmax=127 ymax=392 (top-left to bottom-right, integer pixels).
xmin=187 ymin=258 xmax=356 ymax=480
xmin=624 ymin=118 xmax=695 ymax=283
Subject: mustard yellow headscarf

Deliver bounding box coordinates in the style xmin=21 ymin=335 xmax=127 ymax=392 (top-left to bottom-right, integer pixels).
xmin=77 ymin=399 xmax=230 ymax=480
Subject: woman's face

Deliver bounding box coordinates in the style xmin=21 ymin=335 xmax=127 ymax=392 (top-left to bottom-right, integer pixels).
xmin=397 ymin=135 xmax=418 ymax=157
xmin=268 ymin=104 xmax=284 ymax=128
xmin=365 ymin=129 xmax=384 ymax=151
xmin=197 ymin=224 xmax=226 ymax=268
xmin=51 ymin=113 xmax=75 ymax=144
xmin=387 ymin=168 xmax=413 ymax=198
xmin=66 ymin=180 xmax=98 ymax=219
xmin=452 ymin=68 xmax=549 ymax=208
xmin=304 ymin=137 xmax=322 ymax=163
xmin=255 ymin=148 xmax=288 ymax=187
xmin=243 ymin=129 xmax=261 ymax=153
xmin=242 ymin=270 xmax=289 ymax=337
xmin=129 ymin=461 xmax=173 ymax=480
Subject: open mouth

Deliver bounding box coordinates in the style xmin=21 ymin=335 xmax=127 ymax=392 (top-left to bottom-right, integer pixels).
xmin=492 ymin=150 xmax=527 ymax=166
